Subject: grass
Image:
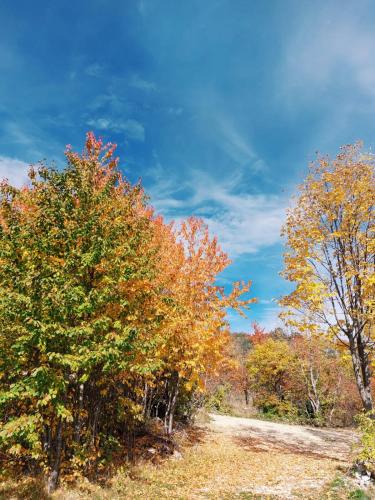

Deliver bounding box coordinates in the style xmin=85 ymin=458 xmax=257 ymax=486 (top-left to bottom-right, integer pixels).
xmin=322 ymin=475 xmax=373 ymax=500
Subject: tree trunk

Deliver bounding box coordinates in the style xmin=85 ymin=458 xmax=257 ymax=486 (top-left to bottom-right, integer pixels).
xmin=349 ymin=334 xmax=373 ymax=412
xmin=244 ymin=388 xmax=249 ymax=406
xmin=47 ymin=419 xmax=63 ymax=494
xmin=308 ymin=367 xmax=321 ymax=418
xmin=165 ymin=373 xmax=179 ymax=435
xmin=142 ymin=383 xmax=148 ymax=417
xmin=91 ymin=405 xmax=100 ymax=448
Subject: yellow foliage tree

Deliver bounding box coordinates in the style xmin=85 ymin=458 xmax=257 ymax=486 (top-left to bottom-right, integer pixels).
xmin=247 ymin=338 xmax=298 ymax=416
xmin=281 ymin=143 xmax=374 ymax=411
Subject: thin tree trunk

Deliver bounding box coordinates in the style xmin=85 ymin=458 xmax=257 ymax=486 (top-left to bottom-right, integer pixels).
xmin=74 ymin=383 xmax=84 ymax=444
xmin=165 ymin=374 xmax=179 ymax=434
xmin=167 ymin=385 xmax=179 ymax=435
xmin=308 ymin=367 xmax=321 ymax=418
xmin=47 ymin=419 xmax=63 ymax=494
xmin=142 ymin=383 xmax=148 ymax=417
xmin=91 ymin=405 xmax=100 ymax=448
xmin=126 ymin=425 xmax=135 ymax=462
xmin=244 ymin=388 xmax=249 ymax=406
xmin=146 ymin=387 xmax=154 ymax=418
xmin=43 ymin=424 xmax=51 ymax=457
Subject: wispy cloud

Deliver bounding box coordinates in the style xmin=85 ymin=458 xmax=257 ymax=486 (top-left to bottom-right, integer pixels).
xmin=87 ymin=117 xmax=145 ymax=142
xmin=226 ymin=303 xmax=284 ymax=333
xmin=214 ymin=115 xmax=262 ymax=168
xmin=0 ymin=156 xmax=30 ymax=187
xmin=85 ymin=63 xmax=104 ymax=78
xmin=257 ymin=305 xmax=284 ymax=332
xmin=2 ymin=122 xmax=54 ymax=162
xmin=193 ymin=108 xmax=267 ymax=172
xmin=280 ymin=7 xmax=375 ymax=102
xmin=148 ymin=168 xmax=287 ymax=257
xmin=168 ymin=107 xmax=183 ymax=116
xmin=137 ymin=0 xmax=148 ymax=16
xmin=129 ymin=74 xmax=156 ymax=92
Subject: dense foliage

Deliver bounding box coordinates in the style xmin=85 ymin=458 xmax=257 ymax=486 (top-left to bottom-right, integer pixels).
xmin=0 ymin=133 xmax=252 ymax=490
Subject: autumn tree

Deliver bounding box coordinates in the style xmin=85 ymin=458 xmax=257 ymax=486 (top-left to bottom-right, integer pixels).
xmin=281 ymin=143 xmax=374 ymax=411
xmin=247 ymin=334 xmax=360 ymax=424
xmin=249 ymin=322 xmax=268 ymax=346
xmin=0 ymin=133 xmax=160 ymax=490
xmin=291 ymin=335 xmax=361 ymax=424
xmin=247 ymin=338 xmax=298 ymax=416
xmin=206 ymin=332 xmax=252 ymax=411
xmin=0 ymin=132 xmax=253 ymax=489
xmin=142 ymin=217 xmax=253 ymax=432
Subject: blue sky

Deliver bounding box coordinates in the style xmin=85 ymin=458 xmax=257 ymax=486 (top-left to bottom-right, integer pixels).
xmin=1 ymin=0 xmax=375 ymax=332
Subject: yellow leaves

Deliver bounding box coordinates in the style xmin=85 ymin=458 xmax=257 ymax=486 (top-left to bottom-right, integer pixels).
xmin=0 ymin=131 xmax=255 ymax=478
xmin=9 ymin=443 xmax=24 ymax=455
xmin=56 ymin=404 xmax=73 ymax=422
xmin=282 ymin=140 xmax=374 ymax=340
xmin=247 ymin=338 xmax=298 ymax=391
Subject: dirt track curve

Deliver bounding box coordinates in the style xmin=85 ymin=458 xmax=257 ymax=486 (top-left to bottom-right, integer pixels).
xmin=207 ymin=413 xmax=357 ymax=462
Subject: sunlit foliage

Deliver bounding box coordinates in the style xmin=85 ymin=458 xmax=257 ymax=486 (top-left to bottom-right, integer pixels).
xmin=281 ymin=143 xmax=374 ymax=411
xmin=0 ymin=133 xmax=252 ymax=490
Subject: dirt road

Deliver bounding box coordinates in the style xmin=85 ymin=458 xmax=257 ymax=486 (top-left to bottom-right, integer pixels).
xmin=185 ymin=413 xmax=363 ymax=498
xmin=207 ymin=413 xmax=357 ymax=462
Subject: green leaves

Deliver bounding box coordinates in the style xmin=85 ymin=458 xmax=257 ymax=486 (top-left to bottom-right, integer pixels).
xmin=0 ymin=414 xmax=42 ymax=459
xmin=0 ymin=132 xmax=246 ymax=481
xmin=0 ymin=133 xmax=158 ymax=468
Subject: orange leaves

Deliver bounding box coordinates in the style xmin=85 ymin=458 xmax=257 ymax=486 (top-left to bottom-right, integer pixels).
xmin=249 ymin=322 xmax=268 ymax=345
xmin=0 ymin=131 xmax=256 ymax=478
xmin=148 ymin=215 xmax=254 ymax=386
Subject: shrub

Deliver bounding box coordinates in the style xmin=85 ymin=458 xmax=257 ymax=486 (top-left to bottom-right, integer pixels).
xmin=356 ymin=411 xmax=375 ymax=476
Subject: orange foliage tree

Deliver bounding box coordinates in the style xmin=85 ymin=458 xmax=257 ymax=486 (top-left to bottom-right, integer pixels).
xmin=0 ymin=133 xmax=253 ymax=489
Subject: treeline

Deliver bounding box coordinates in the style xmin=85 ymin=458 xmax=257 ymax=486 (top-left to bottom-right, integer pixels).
xmin=247 ymin=328 xmax=362 ymax=425
xmin=207 ymin=325 xmax=362 ymax=426
xmin=0 ymin=134 xmax=251 ymax=491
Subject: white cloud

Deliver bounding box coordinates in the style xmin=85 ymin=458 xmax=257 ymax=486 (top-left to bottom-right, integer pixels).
xmin=259 ymin=306 xmax=284 ymax=332
xmin=87 ymin=117 xmax=145 ymax=142
xmin=149 ymin=169 xmax=287 ymax=257
xmin=215 ymin=115 xmax=259 ymax=167
xmin=202 ymin=197 xmax=285 ymax=256
xmin=194 ymin=109 xmax=266 ymax=171
xmin=87 ymin=118 xmax=111 ymax=130
xmin=226 ymin=305 xmax=284 ymax=333
xmin=122 ymin=119 xmax=145 ymax=141
xmin=0 ymin=156 xmax=30 ymax=187
xmin=168 ymin=107 xmax=183 ymax=116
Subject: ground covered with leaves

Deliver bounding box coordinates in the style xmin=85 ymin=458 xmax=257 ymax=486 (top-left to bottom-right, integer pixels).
xmin=1 ymin=414 xmax=373 ymax=499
